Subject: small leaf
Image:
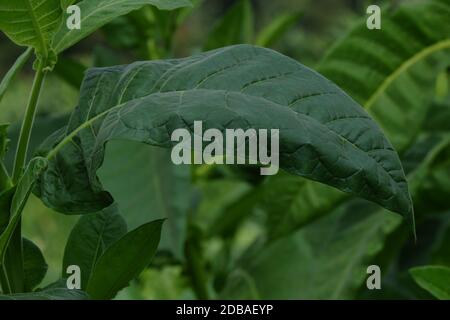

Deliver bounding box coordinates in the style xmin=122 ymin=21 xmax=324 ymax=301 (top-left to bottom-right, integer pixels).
xmin=410 ymin=266 xmax=450 ymax=300
xmin=86 ymin=219 xmax=164 ymax=300
xmin=52 ymin=0 xmax=192 ymax=53
xmin=23 ymin=238 xmax=48 ymax=291
xmin=63 ymin=204 xmax=127 ymax=289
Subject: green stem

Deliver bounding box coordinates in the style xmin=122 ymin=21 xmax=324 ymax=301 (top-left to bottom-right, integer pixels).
xmin=184 ymin=226 xmax=209 ymax=300
xmin=12 ymin=59 xmax=47 ymax=183
xmin=5 ymin=58 xmax=47 ymax=293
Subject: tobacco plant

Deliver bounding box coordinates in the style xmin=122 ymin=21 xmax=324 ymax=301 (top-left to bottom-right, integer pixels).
xmin=0 ymin=0 xmax=448 ymax=300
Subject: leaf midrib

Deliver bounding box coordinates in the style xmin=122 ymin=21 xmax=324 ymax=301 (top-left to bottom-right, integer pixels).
xmin=24 ymin=0 xmax=48 ymax=58
xmin=364 ymin=39 xmax=450 ymax=111
xmin=44 ymin=89 xmax=405 ymax=206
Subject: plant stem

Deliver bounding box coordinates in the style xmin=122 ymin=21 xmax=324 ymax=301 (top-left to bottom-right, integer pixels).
xmin=12 ymin=59 xmax=46 ymax=183
xmin=185 ymin=226 xmax=209 ymax=300
xmin=5 ymin=58 xmax=47 ymax=293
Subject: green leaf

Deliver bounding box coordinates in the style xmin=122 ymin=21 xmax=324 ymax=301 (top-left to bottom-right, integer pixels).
xmin=86 ymin=219 xmax=164 ymax=300
xmin=0 ymin=0 xmax=62 ymax=58
xmin=255 ymin=11 xmax=302 ymax=48
xmin=35 ymin=45 xmax=413 ymax=228
xmin=319 ymin=0 xmax=450 ymax=151
xmin=0 ymin=124 xmax=12 ymax=192
xmin=410 ymin=266 xmax=450 ymax=300
xmin=204 ymin=0 xmax=254 ymax=50
xmin=23 ymin=238 xmax=48 ymax=291
xmin=0 ymin=157 xmax=48 ymax=265
xmin=0 ymin=188 xmax=14 ymax=235
xmin=62 ymin=204 xmax=127 ymax=289
xmin=221 ymin=201 xmax=402 ymax=299
xmin=52 ymin=0 xmax=192 ymax=53
xmin=98 ymin=142 xmax=192 ymax=260
xmin=260 ymin=172 xmax=347 ymax=240
xmin=0 ymin=288 xmax=89 ymax=300
xmin=0 ymin=48 xmax=33 ymax=104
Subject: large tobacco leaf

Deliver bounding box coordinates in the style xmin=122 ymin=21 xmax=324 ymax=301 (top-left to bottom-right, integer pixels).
xmin=52 ymin=0 xmax=192 ymax=53
xmin=0 ymin=0 xmax=62 ymax=57
xmin=34 ymin=45 xmax=412 ymax=225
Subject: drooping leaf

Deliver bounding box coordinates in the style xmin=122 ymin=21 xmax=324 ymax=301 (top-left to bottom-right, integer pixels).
xmin=62 ymin=204 xmax=127 ymax=289
xmin=86 ymin=219 xmax=164 ymax=300
xmin=0 ymin=0 xmax=62 ymax=58
xmin=23 ymin=238 xmax=48 ymax=291
xmin=0 ymin=48 xmax=33 ymax=104
xmin=52 ymin=0 xmax=192 ymax=53
xmin=319 ymin=0 xmax=450 ymax=151
xmin=255 ymin=11 xmax=302 ymax=48
xmin=35 ymin=45 xmax=413 ymax=229
xmin=204 ymin=0 xmax=254 ymax=50
xmin=0 ymin=288 xmax=89 ymax=300
xmin=410 ymin=266 xmax=450 ymax=300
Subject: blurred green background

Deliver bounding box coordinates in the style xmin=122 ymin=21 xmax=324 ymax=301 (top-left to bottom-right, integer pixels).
xmin=0 ymin=0 xmax=449 ymax=299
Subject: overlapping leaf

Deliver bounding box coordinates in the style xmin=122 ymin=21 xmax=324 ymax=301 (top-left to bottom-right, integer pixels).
xmin=34 ymin=45 xmax=413 ymax=227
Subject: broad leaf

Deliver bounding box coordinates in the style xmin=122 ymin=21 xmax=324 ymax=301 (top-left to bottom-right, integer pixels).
xmin=0 ymin=0 xmax=62 ymax=58
xmin=86 ymin=219 xmax=164 ymax=300
xmin=35 ymin=45 xmax=413 ymax=229
xmin=410 ymin=266 xmax=450 ymax=300
xmin=204 ymin=0 xmax=253 ymax=50
xmin=319 ymin=0 xmax=450 ymax=151
xmin=52 ymin=0 xmax=192 ymax=53
xmin=23 ymin=238 xmax=48 ymax=291
xmin=0 ymin=288 xmax=88 ymax=300
xmin=0 ymin=48 xmax=33 ymax=104
xmin=62 ymin=204 xmax=127 ymax=289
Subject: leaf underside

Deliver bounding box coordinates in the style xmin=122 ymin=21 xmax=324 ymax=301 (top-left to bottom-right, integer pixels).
xmin=34 ymin=45 xmax=412 ymax=226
